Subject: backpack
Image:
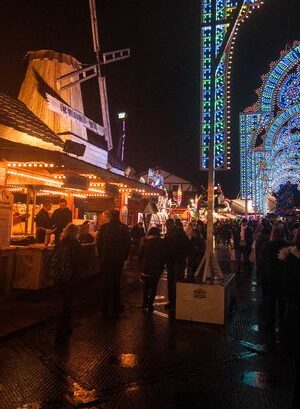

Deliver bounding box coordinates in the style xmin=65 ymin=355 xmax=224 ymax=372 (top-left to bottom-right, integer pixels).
xmin=50 ymin=242 xmax=73 ymax=284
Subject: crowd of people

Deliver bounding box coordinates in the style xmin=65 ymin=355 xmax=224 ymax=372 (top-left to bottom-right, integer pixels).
xmin=47 ymin=208 xmax=300 ymax=406
xmin=49 ymin=211 xmax=208 ymax=339
xmin=49 ymin=210 xmax=300 ymax=377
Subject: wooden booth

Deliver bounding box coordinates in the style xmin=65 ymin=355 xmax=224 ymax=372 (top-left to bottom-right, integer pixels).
xmin=0 ymin=155 xmax=161 ymax=293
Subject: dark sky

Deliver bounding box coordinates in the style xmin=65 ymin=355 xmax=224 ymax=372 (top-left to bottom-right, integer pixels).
xmin=0 ymin=0 xmax=300 ymax=197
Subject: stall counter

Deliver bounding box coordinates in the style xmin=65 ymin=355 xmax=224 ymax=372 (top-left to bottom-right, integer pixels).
xmin=12 ymin=242 xmax=98 ymax=290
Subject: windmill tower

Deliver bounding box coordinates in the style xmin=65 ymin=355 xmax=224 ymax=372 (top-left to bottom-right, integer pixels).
xmin=18 ymin=50 xmax=88 ymax=144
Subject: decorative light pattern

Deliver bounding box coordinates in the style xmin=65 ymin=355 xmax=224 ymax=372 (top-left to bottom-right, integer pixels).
xmin=7 ymin=170 xmax=63 ymax=187
xmin=8 ymin=162 xmax=56 ymax=168
xmin=260 ymin=44 xmax=300 ymax=112
xmin=200 ymin=0 xmax=263 ymax=170
xmin=240 ymin=43 xmax=300 ymax=213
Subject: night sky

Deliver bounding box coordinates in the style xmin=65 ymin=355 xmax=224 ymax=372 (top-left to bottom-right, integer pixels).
xmin=1 ymin=0 xmax=300 ymax=197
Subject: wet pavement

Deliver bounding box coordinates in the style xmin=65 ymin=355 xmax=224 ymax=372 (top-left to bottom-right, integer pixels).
xmin=0 ymin=251 xmax=296 ymax=408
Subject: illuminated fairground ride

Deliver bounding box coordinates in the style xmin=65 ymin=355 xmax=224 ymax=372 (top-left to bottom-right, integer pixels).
xmin=200 ymin=0 xmax=264 ymax=280
xmin=200 ymin=0 xmax=264 ymax=171
xmin=240 ymin=42 xmax=300 ymax=214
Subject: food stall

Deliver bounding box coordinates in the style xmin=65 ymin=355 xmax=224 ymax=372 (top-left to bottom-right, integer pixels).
xmin=0 ymin=158 xmax=162 ymax=293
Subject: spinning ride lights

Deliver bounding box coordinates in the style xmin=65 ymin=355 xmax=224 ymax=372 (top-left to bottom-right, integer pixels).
xmin=200 ymin=0 xmax=264 ymax=170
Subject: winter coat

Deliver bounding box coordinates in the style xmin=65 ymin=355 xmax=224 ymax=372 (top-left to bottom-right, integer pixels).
xmin=35 ymin=208 xmax=52 ymax=243
xmin=233 ymin=225 xmax=253 ymax=250
xmin=165 ymin=228 xmax=189 ymax=265
xmin=51 ymin=237 xmax=82 ymax=284
xmin=138 ymin=236 xmax=166 ymax=277
xmin=261 ymin=239 xmax=288 ymax=297
xmin=51 ymin=208 xmax=72 ymax=234
xmin=281 ymin=246 xmax=300 ymax=304
xmin=96 ymin=219 xmax=130 ymax=264
xmin=279 ymin=246 xmax=300 ymax=356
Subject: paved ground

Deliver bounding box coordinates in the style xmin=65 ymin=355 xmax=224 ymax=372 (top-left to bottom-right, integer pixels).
xmin=0 ymin=260 xmax=139 ymax=339
xmin=0 ymin=251 xmax=296 ymax=409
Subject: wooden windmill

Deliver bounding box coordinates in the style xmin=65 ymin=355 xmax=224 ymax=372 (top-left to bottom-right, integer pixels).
xmin=55 ymin=0 xmax=130 ymax=151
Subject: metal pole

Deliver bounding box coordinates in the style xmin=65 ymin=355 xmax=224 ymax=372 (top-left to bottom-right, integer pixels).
xmin=121 ymin=119 xmax=126 ymax=162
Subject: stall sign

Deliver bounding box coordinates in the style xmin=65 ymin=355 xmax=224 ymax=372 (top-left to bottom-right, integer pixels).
xmin=0 ymin=189 xmax=13 ymax=248
xmin=46 ymin=93 xmax=105 ymax=137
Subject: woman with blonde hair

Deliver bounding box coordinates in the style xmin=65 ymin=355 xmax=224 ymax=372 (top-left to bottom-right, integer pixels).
xmin=51 ymin=223 xmax=82 ymax=341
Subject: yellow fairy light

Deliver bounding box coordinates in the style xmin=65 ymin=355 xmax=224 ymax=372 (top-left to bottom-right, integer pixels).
xmin=7 ymin=170 xmax=63 ymax=187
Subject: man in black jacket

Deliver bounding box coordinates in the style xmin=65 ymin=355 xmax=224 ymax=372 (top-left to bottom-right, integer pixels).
xmin=233 ymin=219 xmax=253 ymax=273
xmin=96 ymin=209 xmax=130 ymax=317
xmin=138 ymin=227 xmax=165 ymax=312
xmin=35 ymin=201 xmax=52 ymax=243
xmin=51 ymin=198 xmax=72 ymax=242
xmin=165 ymin=219 xmax=189 ymax=311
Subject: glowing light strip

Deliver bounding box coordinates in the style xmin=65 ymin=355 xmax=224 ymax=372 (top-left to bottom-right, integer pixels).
xmin=200 ymin=0 xmax=264 ymax=170
xmin=7 ymin=170 xmax=63 ymax=187
xmin=8 ymin=162 xmax=56 ymax=168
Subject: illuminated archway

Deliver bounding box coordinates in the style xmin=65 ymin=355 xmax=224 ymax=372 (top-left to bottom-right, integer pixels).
xmin=240 ymin=43 xmax=300 ymax=213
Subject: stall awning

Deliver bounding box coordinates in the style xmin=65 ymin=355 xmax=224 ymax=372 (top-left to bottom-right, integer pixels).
xmin=0 ymin=138 xmax=162 ymax=195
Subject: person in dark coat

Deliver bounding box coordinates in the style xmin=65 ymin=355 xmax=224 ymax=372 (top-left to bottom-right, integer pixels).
xmin=261 ymin=227 xmax=288 ymax=330
xmin=51 ymin=223 xmax=82 ymax=341
xmin=164 ymin=218 xmax=189 ymax=311
xmin=138 ymin=227 xmax=165 ymax=312
xmin=233 ymin=218 xmax=253 ymax=273
xmin=131 ymin=222 xmax=145 ymax=257
xmin=35 ymin=201 xmax=52 ymax=243
xmin=79 ymin=221 xmax=94 ymax=243
xmin=96 ymin=209 xmax=130 ymax=318
xmin=279 ymin=227 xmax=300 ymax=409
xmin=187 ymin=229 xmax=206 ymax=281
xmin=255 ymin=220 xmax=272 ymax=283
xmin=51 ymin=198 xmax=72 ymax=242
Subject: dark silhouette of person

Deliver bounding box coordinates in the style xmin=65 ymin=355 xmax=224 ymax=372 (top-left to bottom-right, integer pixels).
xmin=187 ymin=229 xmax=206 ymax=281
xmin=50 ymin=223 xmax=82 ymax=341
xmin=260 ymin=227 xmax=288 ymax=331
xmin=280 ymin=227 xmax=300 ymax=409
xmin=51 ymin=198 xmax=72 ymax=242
xmin=165 ymin=218 xmax=189 ymax=311
xmin=35 ymin=201 xmax=52 ymax=243
xmin=96 ymin=209 xmax=130 ymax=318
xmin=139 ymin=227 xmax=165 ymax=312
xmin=131 ymin=222 xmax=145 ymax=257
xmin=233 ymin=218 xmax=253 ymax=273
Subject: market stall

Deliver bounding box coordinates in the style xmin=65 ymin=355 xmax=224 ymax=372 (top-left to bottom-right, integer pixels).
xmin=0 ymin=158 xmax=162 ymax=293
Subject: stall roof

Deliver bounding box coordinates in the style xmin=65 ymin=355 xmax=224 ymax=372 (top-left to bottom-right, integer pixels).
xmin=0 ymin=139 xmax=162 ymax=194
xmin=0 ymin=93 xmax=64 ymax=147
